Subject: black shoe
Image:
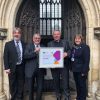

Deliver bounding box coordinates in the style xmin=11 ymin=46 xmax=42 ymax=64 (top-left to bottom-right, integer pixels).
xmin=56 ymin=94 xmax=61 ymax=100
xmin=64 ymin=96 xmax=71 ymax=100
xmin=57 ymin=97 xmax=61 ymax=100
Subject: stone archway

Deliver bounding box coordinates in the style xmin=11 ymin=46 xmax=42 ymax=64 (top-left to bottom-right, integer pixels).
xmin=0 ymin=0 xmax=100 ymax=99
xmin=78 ymin=0 xmax=100 ymax=98
xmin=15 ymin=0 xmax=87 ymax=92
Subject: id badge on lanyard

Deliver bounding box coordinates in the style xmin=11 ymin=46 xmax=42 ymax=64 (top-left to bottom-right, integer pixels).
xmin=71 ymin=49 xmax=75 ymax=61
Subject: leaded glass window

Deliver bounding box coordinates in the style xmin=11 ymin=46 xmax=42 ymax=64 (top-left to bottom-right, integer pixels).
xmin=40 ymin=0 xmax=62 ymax=35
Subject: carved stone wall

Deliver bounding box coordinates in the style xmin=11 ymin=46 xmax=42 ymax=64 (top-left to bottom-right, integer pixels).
xmin=16 ymin=0 xmax=39 ymax=43
xmin=0 ymin=0 xmax=100 ymax=100
xmin=63 ymin=0 xmax=86 ymax=43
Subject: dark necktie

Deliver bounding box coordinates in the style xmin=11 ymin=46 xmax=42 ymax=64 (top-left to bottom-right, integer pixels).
xmin=35 ymin=44 xmax=39 ymax=67
xmin=36 ymin=45 xmax=39 ymax=48
xmin=16 ymin=41 xmax=21 ymax=64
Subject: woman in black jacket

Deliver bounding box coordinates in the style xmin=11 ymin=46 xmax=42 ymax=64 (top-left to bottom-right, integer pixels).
xmin=70 ymin=34 xmax=90 ymax=100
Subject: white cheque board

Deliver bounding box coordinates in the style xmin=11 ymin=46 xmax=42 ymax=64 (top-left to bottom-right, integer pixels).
xmin=39 ymin=47 xmax=64 ymax=68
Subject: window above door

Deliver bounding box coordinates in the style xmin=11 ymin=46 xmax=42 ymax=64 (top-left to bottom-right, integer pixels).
xmin=40 ymin=0 xmax=62 ymax=36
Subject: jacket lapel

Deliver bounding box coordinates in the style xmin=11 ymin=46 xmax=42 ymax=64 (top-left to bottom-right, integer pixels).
xmin=11 ymin=40 xmax=18 ymax=58
xmin=40 ymin=44 xmax=44 ymax=47
xmin=21 ymin=41 xmax=25 ymax=52
xmin=32 ymin=43 xmax=35 ymax=50
xmin=11 ymin=40 xmax=17 ymax=52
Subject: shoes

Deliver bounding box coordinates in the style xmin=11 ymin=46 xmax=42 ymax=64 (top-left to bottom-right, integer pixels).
xmin=57 ymin=96 xmax=61 ymax=100
xmin=64 ymin=95 xmax=71 ymax=100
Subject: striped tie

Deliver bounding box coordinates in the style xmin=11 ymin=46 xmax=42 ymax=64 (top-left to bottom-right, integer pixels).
xmin=16 ymin=41 xmax=21 ymax=64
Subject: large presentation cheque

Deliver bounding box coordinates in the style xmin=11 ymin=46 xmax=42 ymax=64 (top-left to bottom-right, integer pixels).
xmin=39 ymin=47 xmax=64 ymax=68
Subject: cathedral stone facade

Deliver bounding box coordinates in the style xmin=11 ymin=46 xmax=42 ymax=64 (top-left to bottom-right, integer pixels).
xmin=0 ymin=0 xmax=100 ymax=100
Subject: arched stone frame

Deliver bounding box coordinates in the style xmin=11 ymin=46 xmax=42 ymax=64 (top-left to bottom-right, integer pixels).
xmin=0 ymin=0 xmax=100 ymax=99
xmin=0 ymin=0 xmax=23 ymax=99
xmin=79 ymin=0 xmax=100 ymax=97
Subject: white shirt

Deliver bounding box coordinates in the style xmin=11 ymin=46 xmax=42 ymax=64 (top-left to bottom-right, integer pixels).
xmin=14 ymin=40 xmax=23 ymax=64
xmin=34 ymin=44 xmax=40 ymax=48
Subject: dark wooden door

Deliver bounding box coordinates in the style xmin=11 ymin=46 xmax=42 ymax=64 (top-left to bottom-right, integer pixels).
xmin=16 ymin=0 xmax=40 ymax=43
xmin=16 ymin=0 xmax=86 ymax=91
xmin=62 ymin=0 xmax=86 ymax=43
xmin=62 ymin=0 xmax=86 ymax=89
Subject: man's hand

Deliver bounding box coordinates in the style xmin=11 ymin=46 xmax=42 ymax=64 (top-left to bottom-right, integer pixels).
xmin=34 ymin=47 xmax=40 ymax=53
xmin=63 ymin=52 xmax=68 ymax=58
xmin=5 ymin=69 xmax=11 ymax=74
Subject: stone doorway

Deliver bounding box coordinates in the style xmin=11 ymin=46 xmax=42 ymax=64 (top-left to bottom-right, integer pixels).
xmin=15 ymin=0 xmax=86 ymax=92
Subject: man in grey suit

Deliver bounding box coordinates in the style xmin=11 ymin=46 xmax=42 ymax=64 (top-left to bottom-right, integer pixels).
xmin=48 ymin=30 xmax=71 ymax=100
xmin=24 ymin=33 xmax=44 ymax=100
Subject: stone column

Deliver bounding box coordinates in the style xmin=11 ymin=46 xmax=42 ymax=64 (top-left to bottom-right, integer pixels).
xmin=0 ymin=40 xmax=6 ymax=100
xmin=87 ymin=69 xmax=94 ymax=100
xmin=95 ymin=53 xmax=100 ymax=99
xmin=95 ymin=38 xmax=100 ymax=100
xmin=95 ymin=54 xmax=100 ymax=99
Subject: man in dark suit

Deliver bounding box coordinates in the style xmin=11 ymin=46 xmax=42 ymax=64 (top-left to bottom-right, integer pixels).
xmin=48 ymin=30 xmax=71 ymax=100
xmin=4 ymin=27 xmax=25 ymax=100
xmin=24 ymin=33 xmax=44 ymax=100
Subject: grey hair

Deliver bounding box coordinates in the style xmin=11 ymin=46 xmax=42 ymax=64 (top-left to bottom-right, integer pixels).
xmin=33 ymin=33 xmax=41 ymax=38
xmin=13 ymin=27 xmax=21 ymax=33
xmin=52 ymin=30 xmax=61 ymax=35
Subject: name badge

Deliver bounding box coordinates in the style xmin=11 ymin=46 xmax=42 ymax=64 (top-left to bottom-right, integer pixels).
xmin=71 ymin=58 xmax=75 ymax=61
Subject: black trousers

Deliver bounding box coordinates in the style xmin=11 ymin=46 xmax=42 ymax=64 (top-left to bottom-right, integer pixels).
xmin=8 ymin=64 xmax=24 ymax=100
xmin=73 ymin=72 xmax=87 ymax=100
xmin=27 ymin=69 xmax=44 ymax=100
xmin=51 ymin=67 xmax=70 ymax=99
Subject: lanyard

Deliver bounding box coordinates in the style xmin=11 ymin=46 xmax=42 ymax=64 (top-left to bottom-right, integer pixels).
xmin=71 ymin=49 xmax=75 ymax=61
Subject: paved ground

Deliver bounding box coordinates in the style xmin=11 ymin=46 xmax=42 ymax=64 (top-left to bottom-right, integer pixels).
xmin=24 ymin=92 xmax=95 ymax=100
xmin=24 ymin=92 xmax=77 ymax=100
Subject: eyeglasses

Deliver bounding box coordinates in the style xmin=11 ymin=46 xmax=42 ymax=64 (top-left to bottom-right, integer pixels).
xmin=34 ymin=38 xmax=41 ymax=39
